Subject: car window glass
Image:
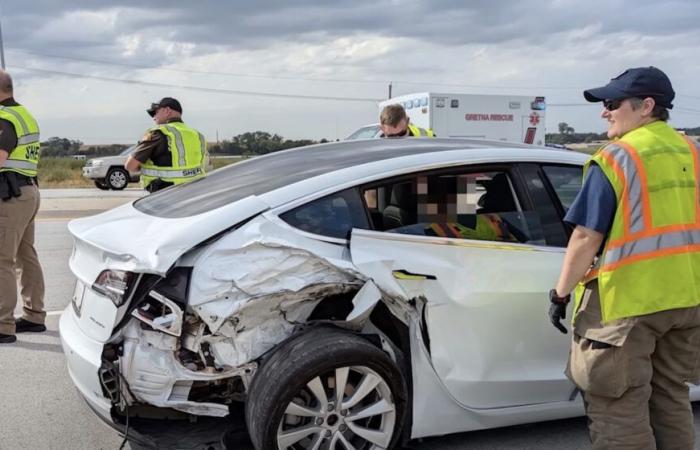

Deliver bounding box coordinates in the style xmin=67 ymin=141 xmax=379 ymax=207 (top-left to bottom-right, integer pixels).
xmin=518 ymin=164 xmax=571 ymax=247
xmin=346 ymin=126 xmax=381 ymax=140
xmin=362 ymin=169 xmax=548 ymax=245
xmin=280 ymin=188 xmax=369 ymax=239
xmin=542 ymin=165 xmax=583 ymax=212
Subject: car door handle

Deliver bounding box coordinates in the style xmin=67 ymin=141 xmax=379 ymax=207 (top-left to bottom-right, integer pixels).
xmin=392 ymin=270 xmax=437 ymax=281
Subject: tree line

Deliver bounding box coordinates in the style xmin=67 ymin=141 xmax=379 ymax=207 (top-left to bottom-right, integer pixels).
xmin=547 ymin=122 xmax=700 ymax=145
xmin=39 ymin=132 xmax=329 ymax=158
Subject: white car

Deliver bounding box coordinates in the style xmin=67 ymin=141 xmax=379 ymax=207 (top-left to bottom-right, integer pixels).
xmin=61 ymin=138 xmax=687 ymax=449
xmin=346 ymin=124 xmax=382 ymax=140
xmin=82 ymin=146 xmax=140 ymax=190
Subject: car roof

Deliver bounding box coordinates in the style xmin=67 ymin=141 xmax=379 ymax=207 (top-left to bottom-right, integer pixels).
xmin=135 ymin=138 xmax=588 ymax=218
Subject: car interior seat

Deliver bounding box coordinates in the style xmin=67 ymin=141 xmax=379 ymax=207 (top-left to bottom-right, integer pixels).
xmin=477 ymin=173 xmax=516 ymax=214
xmin=382 ymin=182 xmax=415 ymax=230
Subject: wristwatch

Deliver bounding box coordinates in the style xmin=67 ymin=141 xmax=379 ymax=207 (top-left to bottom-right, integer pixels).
xmin=549 ymin=289 xmax=570 ymax=305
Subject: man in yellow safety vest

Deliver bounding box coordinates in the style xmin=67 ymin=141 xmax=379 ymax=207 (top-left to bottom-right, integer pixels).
xmin=379 ymin=104 xmax=435 ymax=138
xmin=550 ymin=67 xmax=700 ymax=449
xmin=126 ymin=97 xmax=207 ymax=193
xmin=0 ymin=70 xmax=46 ymax=344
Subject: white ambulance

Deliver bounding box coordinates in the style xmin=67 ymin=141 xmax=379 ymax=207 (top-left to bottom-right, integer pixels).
xmin=348 ymin=93 xmax=547 ymax=145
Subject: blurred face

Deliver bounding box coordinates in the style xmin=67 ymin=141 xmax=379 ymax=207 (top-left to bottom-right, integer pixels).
xmin=152 ymin=106 xmax=170 ymax=125
xmin=381 ymin=118 xmax=409 ymax=137
xmin=601 ymin=97 xmax=655 ymax=139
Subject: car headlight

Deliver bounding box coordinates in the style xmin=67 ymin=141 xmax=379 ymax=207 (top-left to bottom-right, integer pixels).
xmin=92 ymin=270 xmax=134 ymax=306
xmin=91 ymin=159 xmax=104 ymax=166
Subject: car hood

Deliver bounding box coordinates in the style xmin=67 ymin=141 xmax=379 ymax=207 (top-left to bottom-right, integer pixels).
xmin=68 ymin=195 xmax=270 ymax=275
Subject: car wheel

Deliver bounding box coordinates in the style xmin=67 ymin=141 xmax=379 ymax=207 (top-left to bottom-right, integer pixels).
xmin=106 ymin=168 xmax=129 ymax=190
xmin=245 ymin=326 xmax=407 ymax=450
xmin=93 ymin=179 xmax=110 ymax=190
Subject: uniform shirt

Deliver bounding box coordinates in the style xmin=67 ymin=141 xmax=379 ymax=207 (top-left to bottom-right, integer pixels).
xmin=0 ymin=98 xmax=20 ymax=155
xmin=130 ymin=118 xmax=184 ymax=166
xmin=564 ymin=163 xmax=617 ymax=236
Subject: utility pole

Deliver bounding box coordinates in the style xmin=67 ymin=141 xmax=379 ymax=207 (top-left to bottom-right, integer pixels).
xmin=0 ymin=11 xmax=5 ymax=70
xmin=388 ymin=82 xmax=392 ymax=99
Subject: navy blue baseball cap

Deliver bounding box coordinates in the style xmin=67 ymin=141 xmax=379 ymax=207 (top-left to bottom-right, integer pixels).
xmin=584 ymin=66 xmax=675 ymax=109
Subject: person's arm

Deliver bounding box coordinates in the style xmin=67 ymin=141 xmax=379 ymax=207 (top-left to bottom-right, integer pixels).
xmin=0 ymin=120 xmax=17 ymax=166
xmin=125 ymin=130 xmax=161 ymax=172
xmin=125 ymin=155 xmax=141 ymax=172
xmin=555 ymin=225 xmax=604 ymax=297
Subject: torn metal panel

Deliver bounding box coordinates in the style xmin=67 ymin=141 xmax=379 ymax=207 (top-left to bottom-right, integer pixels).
xmin=119 ymin=321 xmax=255 ymax=417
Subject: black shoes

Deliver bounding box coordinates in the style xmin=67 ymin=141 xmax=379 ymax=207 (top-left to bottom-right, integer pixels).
xmin=15 ymin=318 xmax=46 ymax=333
xmin=0 ymin=333 xmax=17 ymax=343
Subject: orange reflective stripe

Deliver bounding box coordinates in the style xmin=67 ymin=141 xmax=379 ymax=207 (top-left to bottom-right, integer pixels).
xmin=445 ymin=223 xmax=462 ymax=238
xmin=614 ymin=140 xmax=653 ymax=231
xmin=608 ymin=223 xmax=700 ymax=248
xmin=683 ymin=136 xmax=700 ymax=224
xmin=430 ymin=223 xmax=447 ymax=237
xmin=598 ymin=149 xmax=631 ymax=234
xmin=601 ymin=243 xmax=700 ymax=273
xmin=583 ymin=267 xmax=599 ymax=283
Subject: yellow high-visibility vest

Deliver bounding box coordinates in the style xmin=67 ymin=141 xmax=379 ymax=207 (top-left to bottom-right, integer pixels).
xmin=140 ymin=122 xmax=207 ymax=189
xmin=0 ymin=104 xmax=40 ymax=177
xmin=578 ymin=121 xmax=700 ymax=322
xmin=408 ymin=124 xmax=435 ymax=137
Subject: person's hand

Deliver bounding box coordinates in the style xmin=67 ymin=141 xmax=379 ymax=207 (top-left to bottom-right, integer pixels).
xmin=548 ymin=289 xmax=570 ymax=334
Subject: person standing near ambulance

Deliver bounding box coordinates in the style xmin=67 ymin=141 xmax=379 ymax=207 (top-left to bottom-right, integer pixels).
xmin=549 ymin=67 xmax=700 ymax=449
xmin=379 ymin=104 xmax=435 ymax=137
xmin=0 ymin=70 xmax=47 ymax=344
xmin=126 ymin=97 xmax=207 ymax=193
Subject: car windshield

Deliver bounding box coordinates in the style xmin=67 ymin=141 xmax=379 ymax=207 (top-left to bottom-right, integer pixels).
xmin=346 ymin=125 xmax=381 ymax=140
xmin=133 ymin=139 xmax=477 ymax=218
xmin=120 ymin=145 xmax=136 ymax=156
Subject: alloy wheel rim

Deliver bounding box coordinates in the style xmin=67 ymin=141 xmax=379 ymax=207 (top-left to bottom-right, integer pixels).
xmin=110 ymin=171 xmax=127 ymax=188
xmin=276 ymin=366 xmax=396 ymax=450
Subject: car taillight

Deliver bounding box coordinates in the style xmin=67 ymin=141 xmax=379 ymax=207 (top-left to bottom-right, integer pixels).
xmin=92 ymin=270 xmax=133 ymax=306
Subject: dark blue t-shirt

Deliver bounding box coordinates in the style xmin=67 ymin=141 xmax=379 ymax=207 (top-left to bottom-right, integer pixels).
xmin=564 ymin=164 xmax=617 ymax=235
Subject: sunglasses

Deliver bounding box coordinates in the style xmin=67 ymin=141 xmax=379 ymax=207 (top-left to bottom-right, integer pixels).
xmin=603 ymin=99 xmax=627 ymax=111
xmin=385 ymin=128 xmax=409 ymax=138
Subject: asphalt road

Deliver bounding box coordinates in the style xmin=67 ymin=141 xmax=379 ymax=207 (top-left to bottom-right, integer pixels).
xmin=1 ymin=188 xmax=699 ymax=450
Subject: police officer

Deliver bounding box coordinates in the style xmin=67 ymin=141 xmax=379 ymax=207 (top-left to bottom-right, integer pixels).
xmin=125 ymin=97 xmax=207 ymax=193
xmin=379 ymin=104 xmax=435 ymax=137
xmin=0 ymin=70 xmax=46 ymax=344
xmin=549 ymin=67 xmax=700 ymax=449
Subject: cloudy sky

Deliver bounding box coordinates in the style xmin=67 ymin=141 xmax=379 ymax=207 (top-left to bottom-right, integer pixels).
xmin=3 ymin=0 xmax=700 ymax=144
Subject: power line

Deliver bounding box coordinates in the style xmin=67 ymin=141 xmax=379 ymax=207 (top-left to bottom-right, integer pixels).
xmin=18 ymin=48 xmax=700 ymax=98
xmin=10 ymin=64 xmax=383 ymax=103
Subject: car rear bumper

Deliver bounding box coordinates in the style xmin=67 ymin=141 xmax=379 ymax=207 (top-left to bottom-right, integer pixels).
xmin=59 ymin=305 xmax=113 ymax=423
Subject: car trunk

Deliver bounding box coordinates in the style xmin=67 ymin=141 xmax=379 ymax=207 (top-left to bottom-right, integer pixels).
xmin=68 ymin=195 xmax=270 ymax=342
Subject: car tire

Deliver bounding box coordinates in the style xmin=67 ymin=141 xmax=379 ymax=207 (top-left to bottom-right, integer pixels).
xmin=245 ymin=326 xmax=407 ymax=450
xmin=94 ymin=179 xmax=110 ymax=190
xmin=106 ymin=168 xmax=129 ymax=190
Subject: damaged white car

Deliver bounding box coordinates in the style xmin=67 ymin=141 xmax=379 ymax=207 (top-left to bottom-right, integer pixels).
xmin=62 ymin=137 xmax=616 ymax=449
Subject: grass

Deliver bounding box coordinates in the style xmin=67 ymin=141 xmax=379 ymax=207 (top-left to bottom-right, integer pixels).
xmin=37 ymin=156 xmax=244 ymax=188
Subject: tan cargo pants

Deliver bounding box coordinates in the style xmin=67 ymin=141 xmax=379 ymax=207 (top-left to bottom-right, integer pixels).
xmin=0 ymin=185 xmax=45 ymax=335
xmin=567 ymin=282 xmax=700 ymax=450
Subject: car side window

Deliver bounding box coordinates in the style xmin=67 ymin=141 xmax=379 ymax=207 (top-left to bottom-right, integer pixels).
xmin=280 ymin=188 xmax=369 ymax=239
xmin=541 ymin=165 xmax=583 ymax=212
xmin=361 ymin=168 xmax=548 ymax=245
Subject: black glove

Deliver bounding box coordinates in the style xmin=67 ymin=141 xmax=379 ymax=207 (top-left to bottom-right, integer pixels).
xmin=548 ymin=289 xmax=570 ymax=334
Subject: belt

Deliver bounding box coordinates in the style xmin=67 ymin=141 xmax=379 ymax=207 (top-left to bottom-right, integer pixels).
xmin=16 ymin=175 xmax=37 ymax=187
